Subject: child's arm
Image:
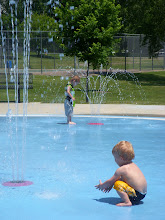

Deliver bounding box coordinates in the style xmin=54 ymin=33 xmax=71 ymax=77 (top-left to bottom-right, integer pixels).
xmin=95 ymin=170 xmax=121 ymax=193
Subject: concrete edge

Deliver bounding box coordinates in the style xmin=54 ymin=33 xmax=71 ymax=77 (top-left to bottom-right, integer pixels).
xmin=0 ymin=103 xmax=164 ymax=117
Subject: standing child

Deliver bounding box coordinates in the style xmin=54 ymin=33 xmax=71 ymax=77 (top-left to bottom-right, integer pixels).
xmin=64 ymin=75 xmax=80 ymax=124
xmin=95 ymin=141 xmax=147 ymax=206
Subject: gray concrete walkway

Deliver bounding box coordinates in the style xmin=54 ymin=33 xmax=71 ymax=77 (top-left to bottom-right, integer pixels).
xmin=0 ymin=103 xmax=165 ymax=117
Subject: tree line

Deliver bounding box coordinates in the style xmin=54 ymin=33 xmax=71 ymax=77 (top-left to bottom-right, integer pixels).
xmin=1 ymin=0 xmax=165 ymax=68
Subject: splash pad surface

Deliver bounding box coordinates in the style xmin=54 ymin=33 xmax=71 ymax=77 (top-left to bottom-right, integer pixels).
xmin=0 ymin=116 xmax=165 ymax=220
xmin=88 ymin=122 xmax=104 ymax=125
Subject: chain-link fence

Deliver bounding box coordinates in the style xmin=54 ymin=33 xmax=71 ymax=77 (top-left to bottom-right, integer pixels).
xmin=0 ymin=31 xmax=165 ymax=74
xmin=113 ymin=34 xmax=165 ymax=72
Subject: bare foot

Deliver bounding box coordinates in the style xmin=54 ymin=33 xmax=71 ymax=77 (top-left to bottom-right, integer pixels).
xmin=116 ymin=202 xmax=132 ymax=207
xmin=68 ymin=121 xmax=76 ymax=125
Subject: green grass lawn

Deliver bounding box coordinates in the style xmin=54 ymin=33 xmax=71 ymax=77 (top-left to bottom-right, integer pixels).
xmin=17 ymin=53 xmax=76 ymax=70
xmin=8 ymin=53 xmax=164 ymax=71
xmin=1 ymin=71 xmax=164 ymax=105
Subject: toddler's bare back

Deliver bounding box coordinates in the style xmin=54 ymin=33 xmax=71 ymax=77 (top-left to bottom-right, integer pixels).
xmin=118 ymin=162 xmax=147 ymax=194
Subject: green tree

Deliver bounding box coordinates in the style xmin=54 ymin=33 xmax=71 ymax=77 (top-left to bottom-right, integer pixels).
xmin=31 ymin=12 xmax=56 ymax=31
xmin=0 ymin=0 xmax=52 ymax=30
xmin=116 ymin=0 xmax=165 ymax=56
xmin=55 ymin=0 xmax=121 ymax=69
xmin=0 ymin=0 xmax=57 ymax=56
xmin=54 ymin=0 xmax=121 ymax=101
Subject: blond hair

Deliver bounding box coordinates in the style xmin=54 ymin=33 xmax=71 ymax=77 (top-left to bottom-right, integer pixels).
xmin=112 ymin=141 xmax=135 ymax=161
xmin=71 ymin=75 xmax=80 ymax=83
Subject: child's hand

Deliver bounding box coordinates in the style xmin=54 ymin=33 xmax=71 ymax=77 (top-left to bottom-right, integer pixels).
xmin=103 ymin=187 xmax=112 ymax=193
xmin=95 ymin=180 xmax=112 ymax=193
xmin=95 ymin=180 xmax=104 ymax=190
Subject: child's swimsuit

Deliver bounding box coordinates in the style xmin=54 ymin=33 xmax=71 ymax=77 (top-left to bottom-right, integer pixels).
xmin=113 ymin=180 xmax=146 ymax=205
xmin=64 ymin=99 xmax=73 ymax=117
xmin=65 ymin=83 xmax=75 ymax=106
xmin=129 ymin=190 xmax=146 ymax=205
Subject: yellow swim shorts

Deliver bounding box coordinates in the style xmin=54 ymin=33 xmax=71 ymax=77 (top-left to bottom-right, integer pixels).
xmin=113 ymin=180 xmax=137 ymax=197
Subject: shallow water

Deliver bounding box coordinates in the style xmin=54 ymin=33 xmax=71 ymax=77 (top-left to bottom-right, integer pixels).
xmin=0 ymin=116 xmax=165 ymax=220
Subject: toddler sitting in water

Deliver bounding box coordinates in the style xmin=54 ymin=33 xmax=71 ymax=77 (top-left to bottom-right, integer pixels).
xmin=95 ymin=141 xmax=147 ymax=206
